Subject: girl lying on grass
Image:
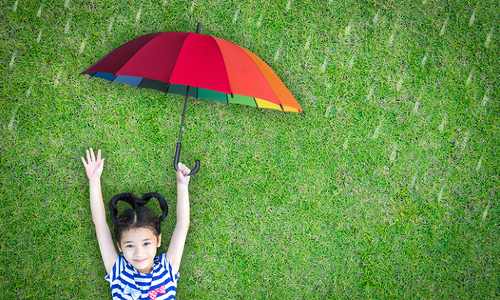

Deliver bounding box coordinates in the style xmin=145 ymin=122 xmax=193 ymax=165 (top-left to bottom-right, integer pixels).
xmin=81 ymin=148 xmax=191 ymax=300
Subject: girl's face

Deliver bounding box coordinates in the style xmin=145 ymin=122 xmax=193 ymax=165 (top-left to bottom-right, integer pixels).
xmin=117 ymin=227 xmax=162 ymax=274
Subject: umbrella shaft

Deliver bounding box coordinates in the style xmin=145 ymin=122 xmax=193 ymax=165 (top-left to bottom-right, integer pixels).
xmin=178 ymin=86 xmax=190 ymax=143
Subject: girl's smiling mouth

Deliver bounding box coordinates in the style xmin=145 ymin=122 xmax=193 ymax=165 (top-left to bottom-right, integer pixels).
xmin=134 ymin=258 xmax=147 ymax=263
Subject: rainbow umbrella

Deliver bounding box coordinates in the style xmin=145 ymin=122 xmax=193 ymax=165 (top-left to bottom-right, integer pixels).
xmin=81 ymin=23 xmax=303 ymax=175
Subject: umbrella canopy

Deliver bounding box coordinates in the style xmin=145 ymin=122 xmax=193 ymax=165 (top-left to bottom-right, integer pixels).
xmin=82 ymin=30 xmax=303 ymax=113
xmin=81 ymin=23 xmax=303 ymax=175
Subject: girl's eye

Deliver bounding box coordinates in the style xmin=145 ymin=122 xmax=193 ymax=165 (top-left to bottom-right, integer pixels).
xmin=126 ymin=245 xmax=133 ymax=248
xmin=144 ymin=242 xmax=150 ymax=246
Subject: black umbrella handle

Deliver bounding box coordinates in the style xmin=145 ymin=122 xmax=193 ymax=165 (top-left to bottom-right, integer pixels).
xmin=174 ymin=142 xmax=200 ymax=176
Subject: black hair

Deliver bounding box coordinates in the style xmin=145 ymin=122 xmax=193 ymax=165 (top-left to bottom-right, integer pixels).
xmin=109 ymin=193 xmax=168 ymax=244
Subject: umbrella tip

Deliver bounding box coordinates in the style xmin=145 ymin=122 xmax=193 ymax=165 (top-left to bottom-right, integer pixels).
xmin=196 ymin=23 xmax=201 ymax=34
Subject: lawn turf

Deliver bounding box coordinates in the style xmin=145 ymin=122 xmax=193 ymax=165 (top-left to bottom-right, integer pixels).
xmin=1 ymin=0 xmax=499 ymax=298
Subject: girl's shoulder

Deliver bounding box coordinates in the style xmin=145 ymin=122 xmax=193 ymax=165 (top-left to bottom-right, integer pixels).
xmin=155 ymin=253 xmax=172 ymax=272
xmin=156 ymin=253 xmax=180 ymax=281
xmin=157 ymin=252 xmax=167 ymax=264
xmin=105 ymin=254 xmax=128 ymax=283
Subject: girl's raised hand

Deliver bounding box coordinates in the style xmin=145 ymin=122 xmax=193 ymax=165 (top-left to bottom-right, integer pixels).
xmin=81 ymin=148 xmax=104 ymax=182
xmin=176 ymin=162 xmax=191 ymax=186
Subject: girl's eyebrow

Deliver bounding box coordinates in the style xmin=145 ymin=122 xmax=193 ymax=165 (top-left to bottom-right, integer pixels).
xmin=123 ymin=238 xmax=152 ymax=244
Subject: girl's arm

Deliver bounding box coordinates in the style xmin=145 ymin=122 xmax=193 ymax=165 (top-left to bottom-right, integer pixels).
xmin=82 ymin=148 xmax=118 ymax=274
xmin=167 ymin=163 xmax=191 ymax=275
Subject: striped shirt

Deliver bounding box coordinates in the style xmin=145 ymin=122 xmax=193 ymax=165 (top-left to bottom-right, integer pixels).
xmin=105 ymin=253 xmax=179 ymax=300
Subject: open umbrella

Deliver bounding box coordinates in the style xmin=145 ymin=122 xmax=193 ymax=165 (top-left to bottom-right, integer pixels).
xmin=81 ymin=23 xmax=303 ymax=175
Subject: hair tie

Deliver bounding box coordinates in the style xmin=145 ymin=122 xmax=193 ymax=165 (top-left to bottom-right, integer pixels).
xmin=109 ymin=192 xmax=168 ymax=223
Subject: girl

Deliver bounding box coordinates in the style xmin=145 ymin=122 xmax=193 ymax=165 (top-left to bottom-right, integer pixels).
xmin=81 ymin=148 xmax=191 ymax=300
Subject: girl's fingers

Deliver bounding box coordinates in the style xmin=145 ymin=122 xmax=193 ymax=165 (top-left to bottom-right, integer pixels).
xmin=177 ymin=163 xmax=190 ymax=176
xmin=84 ymin=148 xmax=103 ymax=163
xmin=81 ymin=157 xmax=87 ymax=166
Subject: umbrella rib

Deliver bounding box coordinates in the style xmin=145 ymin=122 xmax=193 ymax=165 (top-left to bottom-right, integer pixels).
xmin=137 ymin=77 xmax=145 ymax=88
xmin=82 ymin=45 xmax=122 ymax=74
xmin=115 ymin=34 xmax=168 ymax=76
xmin=83 ymin=33 xmax=164 ymax=75
xmin=236 ymin=47 xmax=299 ymax=111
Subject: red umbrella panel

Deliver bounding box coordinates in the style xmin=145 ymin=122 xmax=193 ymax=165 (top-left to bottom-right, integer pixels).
xmin=81 ymin=24 xmax=303 ymax=175
xmin=83 ymin=31 xmax=303 ymax=113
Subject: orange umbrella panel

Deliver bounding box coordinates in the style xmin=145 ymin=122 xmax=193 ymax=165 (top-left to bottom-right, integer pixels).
xmin=83 ymin=32 xmax=303 ymax=113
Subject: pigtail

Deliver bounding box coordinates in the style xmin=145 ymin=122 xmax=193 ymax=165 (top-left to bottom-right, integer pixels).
xmin=109 ymin=192 xmax=168 ymax=224
xmin=137 ymin=193 xmax=169 ymax=221
xmin=109 ymin=193 xmax=140 ymax=224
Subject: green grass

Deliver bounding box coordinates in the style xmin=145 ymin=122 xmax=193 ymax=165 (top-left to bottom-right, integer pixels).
xmin=1 ymin=0 xmax=499 ymax=298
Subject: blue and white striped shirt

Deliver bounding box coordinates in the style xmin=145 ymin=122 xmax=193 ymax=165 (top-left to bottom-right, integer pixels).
xmin=105 ymin=253 xmax=179 ymax=300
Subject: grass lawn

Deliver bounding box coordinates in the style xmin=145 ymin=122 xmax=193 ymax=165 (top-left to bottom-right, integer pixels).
xmin=1 ymin=0 xmax=499 ymax=298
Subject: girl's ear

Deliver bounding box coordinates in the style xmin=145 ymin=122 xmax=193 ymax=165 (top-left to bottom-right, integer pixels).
xmin=157 ymin=233 xmax=162 ymax=248
xmin=117 ymin=242 xmax=122 ymax=252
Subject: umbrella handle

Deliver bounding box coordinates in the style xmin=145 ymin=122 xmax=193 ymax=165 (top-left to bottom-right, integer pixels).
xmin=174 ymin=142 xmax=200 ymax=176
